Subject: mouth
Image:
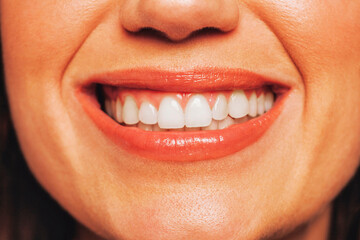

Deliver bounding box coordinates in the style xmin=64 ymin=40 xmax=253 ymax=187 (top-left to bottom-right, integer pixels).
xmin=76 ymin=68 xmax=290 ymax=162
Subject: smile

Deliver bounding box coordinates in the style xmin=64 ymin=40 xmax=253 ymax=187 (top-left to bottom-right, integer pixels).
xmin=76 ymin=68 xmax=290 ymax=162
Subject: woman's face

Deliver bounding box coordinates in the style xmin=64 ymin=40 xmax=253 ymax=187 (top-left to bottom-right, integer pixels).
xmin=2 ymin=0 xmax=360 ymax=239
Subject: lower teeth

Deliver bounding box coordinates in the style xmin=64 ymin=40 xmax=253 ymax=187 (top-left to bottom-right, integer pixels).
xmin=118 ymin=115 xmax=255 ymax=131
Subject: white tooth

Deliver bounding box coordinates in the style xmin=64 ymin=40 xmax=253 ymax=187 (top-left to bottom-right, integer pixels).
xmin=158 ymin=97 xmax=185 ymax=129
xmin=138 ymin=122 xmax=153 ymax=131
xmin=201 ymin=120 xmax=218 ymax=130
xmin=185 ymin=94 xmax=212 ymax=128
xmin=122 ymin=96 xmax=139 ymax=125
xmin=248 ymin=92 xmax=258 ymax=117
xmin=218 ymin=116 xmax=235 ymax=129
xmin=139 ymin=101 xmax=158 ymax=125
xmin=115 ymin=98 xmax=123 ymax=123
xmin=105 ymin=99 xmax=113 ymax=117
xmin=257 ymin=93 xmax=265 ymax=115
xmin=212 ymin=94 xmax=228 ymax=120
xmin=264 ymin=92 xmax=274 ymax=112
xmin=185 ymin=127 xmax=201 ymax=132
xmin=152 ymin=124 xmax=166 ymax=132
xmin=228 ymin=90 xmax=249 ymax=118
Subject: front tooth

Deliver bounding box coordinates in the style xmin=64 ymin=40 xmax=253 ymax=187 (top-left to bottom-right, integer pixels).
xmin=248 ymin=92 xmax=258 ymax=117
xmin=138 ymin=122 xmax=153 ymax=131
xmin=105 ymin=99 xmax=113 ymax=117
xmin=158 ymin=97 xmax=185 ymax=129
xmin=264 ymin=92 xmax=274 ymax=112
xmin=228 ymin=90 xmax=249 ymax=118
xmin=139 ymin=101 xmax=157 ymax=125
xmin=257 ymin=93 xmax=265 ymax=115
xmin=212 ymin=94 xmax=228 ymax=120
xmin=218 ymin=116 xmax=235 ymax=129
xmin=185 ymin=94 xmax=212 ymax=128
xmin=201 ymin=120 xmax=218 ymax=130
xmin=122 ymin=96 xmax=139 ymax=125
xmin=115 ymin=98 xmax=123 ymax=123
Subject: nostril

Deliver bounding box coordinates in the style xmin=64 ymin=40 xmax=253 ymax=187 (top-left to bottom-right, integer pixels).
xmin=126 ymin=27 xmax=224 ymax=42
xmin=191 ymin=27 xmax=224 ymax=38
xmin=120 ymin=0 xmax=239 ymax=42
xmin=131 ymin=27 xmax=170 ymax=41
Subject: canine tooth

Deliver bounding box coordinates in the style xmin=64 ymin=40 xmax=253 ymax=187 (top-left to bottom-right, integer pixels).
xmin=228 ymin=90 xmax=249 ymax=118
xmin=122 ymin=96 xmax=139 ymax=125
xmin=265 ymin=92 xmax=274 ymax=112
xmin=185 ymin=94 xmax=212 ymax=127
xmin=115 ymin=98 xmax=123 ymax=123
xmin=212 ymin=94 xmax=228 ymax=120
xmin=257 ymin=93 xmax=265 ymax=115
xmin=248 ymin=92 xmax=258 ymax=117
xmin=158 ymin=97 xmax=185 ymax=129
xmin=138 ymin=122 xmax=153 ymax=131
xmin=105 ymin=99 xmax=113 ymax=117
xmin=201 ymin=120 xmax=218 ymax=130
xmin=218 ymin=116 xmax=235 ymax=129
xmin=139 ymin=101 xmax=157 ymax=125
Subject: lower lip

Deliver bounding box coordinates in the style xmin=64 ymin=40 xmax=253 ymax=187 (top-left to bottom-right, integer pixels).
xmin=76 ymin=89 xmax=286 ymax=162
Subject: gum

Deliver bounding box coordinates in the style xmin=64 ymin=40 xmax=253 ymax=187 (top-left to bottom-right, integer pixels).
xmin=103 ymin=86 xmax=269 ymax=109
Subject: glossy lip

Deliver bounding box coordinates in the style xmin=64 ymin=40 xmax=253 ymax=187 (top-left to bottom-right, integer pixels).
xmin=76 ymin=68 xmax=289 ymax=162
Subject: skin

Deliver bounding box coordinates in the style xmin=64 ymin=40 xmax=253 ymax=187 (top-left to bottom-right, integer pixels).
xmin=1 ymin=0 xmax=360 ymax=239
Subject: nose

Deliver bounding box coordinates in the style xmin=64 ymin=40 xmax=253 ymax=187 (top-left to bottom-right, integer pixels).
xmin=120 ymin=0 xmax=240 ymax=41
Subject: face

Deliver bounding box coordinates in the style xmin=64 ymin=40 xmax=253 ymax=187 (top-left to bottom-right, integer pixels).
xmin=2 ymin=0 xmax=360 ymax=239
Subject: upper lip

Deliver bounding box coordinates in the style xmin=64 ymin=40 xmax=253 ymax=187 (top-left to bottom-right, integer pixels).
xmin=79 ymin=67 xmax=290 ymax=93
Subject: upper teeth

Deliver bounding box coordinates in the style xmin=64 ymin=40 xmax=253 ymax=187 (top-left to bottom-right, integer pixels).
xmin=104 ymin=90 xmax=274 ymax=130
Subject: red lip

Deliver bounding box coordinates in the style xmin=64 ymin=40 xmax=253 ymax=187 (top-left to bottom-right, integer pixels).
xmin=76 ymin=68 xmax=288 ymax=162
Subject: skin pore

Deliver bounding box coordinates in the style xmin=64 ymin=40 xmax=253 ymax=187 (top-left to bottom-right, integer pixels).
xmin=1 ymin=0 xmax=360 ymax=240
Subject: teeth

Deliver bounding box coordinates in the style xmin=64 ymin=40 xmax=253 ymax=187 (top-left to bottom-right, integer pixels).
xmin=185 ymin=94 xmax=212 ymax=128
xmin=158 ymin=97 xmax=185 ymax=129
xmin=257 ymin=93 xmax=265 ymax=115
xmin=105 ymin=89 xmax=275 ymax=131
xmin=248 ymin=91 xmax=258 ymax=117
xmin=185 ymin=127 xmax=201 ymax=131
xmin=139 ymin=101 xmax=158 ymax=125
xmin=114 ymin=98 xmax=123 ymax=123
xmin=228 ymin=90 xmax=249 ymax=119
xmin=234 ymin=116 xmax=249 ymax=124
xmin=122 ymin=96 xmax=139 ymax=125
xmin=105 ymin=99 xmax=113 ymax=118
xmin=201 ymin=120 xmax=218 ymax=130
xmin=218 ymin=116 xmax=235 ymax=129
xmin=138 ymin=122 xmax=153 ymax=131
xmin=212 ymin=94 xmax=228 ymax=120
xmin=264 ymin=92 xmax=274 ymax=112
xmin=153 ymin=124 xmax=166 ymax=132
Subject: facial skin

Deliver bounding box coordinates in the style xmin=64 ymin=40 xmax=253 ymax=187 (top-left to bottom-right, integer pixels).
xmin=1 ymin=0 xmax=360 ymax=239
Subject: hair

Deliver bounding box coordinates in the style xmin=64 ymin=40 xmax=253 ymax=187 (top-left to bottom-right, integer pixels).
xmin=0 ymin=57 xmax=359 ymax=240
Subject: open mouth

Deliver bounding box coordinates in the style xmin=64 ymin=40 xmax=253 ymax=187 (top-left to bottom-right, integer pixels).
xmin=101 ymin=87 xmax=275 ymax=131
xmin=76 ymin=68 xmax=289 ymax=162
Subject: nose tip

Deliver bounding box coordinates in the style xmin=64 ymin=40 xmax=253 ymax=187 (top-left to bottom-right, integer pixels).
xmin=121 ymin=0 xmax=239 ymax=41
